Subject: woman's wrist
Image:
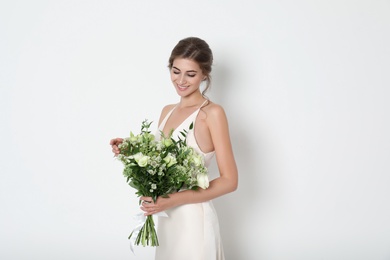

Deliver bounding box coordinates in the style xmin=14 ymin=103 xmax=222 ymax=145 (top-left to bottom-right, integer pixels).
xmin=169 ymin=190 xmax=191 ymax=208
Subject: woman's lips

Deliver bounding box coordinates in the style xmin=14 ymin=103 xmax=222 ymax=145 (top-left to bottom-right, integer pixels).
xmin=177 ymin=85 xmax=189 ymax=91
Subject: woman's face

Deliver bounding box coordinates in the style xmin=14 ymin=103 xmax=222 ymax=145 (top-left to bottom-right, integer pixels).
xmin=170 ymin=58 xmax=205 ymax=98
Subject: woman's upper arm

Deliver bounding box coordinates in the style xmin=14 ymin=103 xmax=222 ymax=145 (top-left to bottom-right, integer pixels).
xmin=207 ymin=105 xmax=238 ymax=189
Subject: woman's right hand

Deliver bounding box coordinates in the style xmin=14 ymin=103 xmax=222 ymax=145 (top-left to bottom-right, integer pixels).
xmin=110 ymin=138 xmax=123 ymax=156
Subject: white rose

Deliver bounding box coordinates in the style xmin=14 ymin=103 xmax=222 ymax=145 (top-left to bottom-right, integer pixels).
xmin=137 ymin=156 xmax=149 ymax=167
xmin=197 ymin=173 xmax=209 ymax=189
xmin=133 ymin=152 xmax=149 ymax=167
xmin=163 ymin=153 xmax=177 ymax=167
xmin=162 ymin=138 xmax=173 ymax=147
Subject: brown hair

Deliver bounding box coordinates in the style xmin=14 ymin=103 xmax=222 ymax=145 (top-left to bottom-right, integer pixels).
xmin=168 ymin=37 xmax=213 ymax=96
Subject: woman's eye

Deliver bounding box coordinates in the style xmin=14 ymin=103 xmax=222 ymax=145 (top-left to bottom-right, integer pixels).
xmin=188 ymin=74 xmax=196 ymax=77
xmin=173 ymin=71 xmax=180 ymax=75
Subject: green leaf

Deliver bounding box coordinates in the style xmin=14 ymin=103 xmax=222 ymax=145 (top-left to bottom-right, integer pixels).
xmin=129 ymin=180 xmax=138 ymax=189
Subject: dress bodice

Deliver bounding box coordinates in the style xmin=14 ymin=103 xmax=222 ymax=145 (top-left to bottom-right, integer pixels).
xmin=155 ymin=102 xmax=224 ymax=260
xmin=156 ymin=102 xmax=215 ymax=167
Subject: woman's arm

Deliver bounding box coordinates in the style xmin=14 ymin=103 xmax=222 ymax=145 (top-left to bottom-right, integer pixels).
xmin=141 ymin=105 xmax=238 ymax=215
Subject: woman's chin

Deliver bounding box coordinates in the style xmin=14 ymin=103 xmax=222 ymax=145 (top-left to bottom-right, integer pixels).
xmin=175 ymin=87 xmax=189 ymax=96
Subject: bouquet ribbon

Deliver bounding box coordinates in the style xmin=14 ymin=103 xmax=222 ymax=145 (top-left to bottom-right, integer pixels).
xmin=130 ymin=211 xmax=168 ymax=253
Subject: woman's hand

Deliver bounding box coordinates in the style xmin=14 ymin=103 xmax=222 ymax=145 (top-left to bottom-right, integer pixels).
xmin=140 ymin=195 xmax=177 ymax=216
xmin=110 ymin=138 xmax=123 ymax=156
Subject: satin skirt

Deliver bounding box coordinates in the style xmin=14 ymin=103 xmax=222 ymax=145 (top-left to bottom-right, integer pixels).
xmin=155 ymin=201 xmax=225 ymax=260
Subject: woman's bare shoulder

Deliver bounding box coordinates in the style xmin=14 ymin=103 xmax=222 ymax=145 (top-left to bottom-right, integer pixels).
xmin=161 ymin=104 xmax=177 ymax=116
xmin=162 ymin=104 xmax=176 ymax=112
xmin=158 ymin=103 xmax=177 ymax=124
xmin=202 ymin=101 xmax=226 ymax=118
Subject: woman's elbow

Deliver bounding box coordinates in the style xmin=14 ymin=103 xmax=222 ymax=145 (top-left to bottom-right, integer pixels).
xmin=228 ymin=174 xmax=238 ymax=193
xmin=231 ymin=180 xmax=238 ymax=192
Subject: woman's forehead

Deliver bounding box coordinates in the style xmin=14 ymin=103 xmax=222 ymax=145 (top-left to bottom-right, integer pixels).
xmin=172 ymin=58 xmax=201 ymax=71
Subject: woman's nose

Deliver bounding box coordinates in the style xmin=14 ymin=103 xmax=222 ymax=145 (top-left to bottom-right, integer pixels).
xmin=178 ymin=75 xmax=186 ymax=84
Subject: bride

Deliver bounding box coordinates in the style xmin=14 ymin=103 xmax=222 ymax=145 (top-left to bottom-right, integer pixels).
xmin=110 ymin=37 xmax=238 ymax=260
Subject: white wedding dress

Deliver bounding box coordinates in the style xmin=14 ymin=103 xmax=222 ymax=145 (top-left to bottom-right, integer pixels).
xmin=154 ymin=102 xmax=225 ymax=260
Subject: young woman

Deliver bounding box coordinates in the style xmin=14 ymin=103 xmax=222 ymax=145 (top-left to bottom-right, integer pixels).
xmin=110 ymin=37 xmax=238 ymax=260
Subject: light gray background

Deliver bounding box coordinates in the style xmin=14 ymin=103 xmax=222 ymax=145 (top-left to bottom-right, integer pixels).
xmin=1 ymin=1 xmax=389 ymax=259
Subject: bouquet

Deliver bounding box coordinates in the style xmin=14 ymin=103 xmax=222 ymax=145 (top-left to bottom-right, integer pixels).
xmin=116 ymin=120 xmax=209 ymax=249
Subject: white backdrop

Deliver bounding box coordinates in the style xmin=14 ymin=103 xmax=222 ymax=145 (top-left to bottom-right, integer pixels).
xmin=1 ymin=1 xmax=390 ymax=259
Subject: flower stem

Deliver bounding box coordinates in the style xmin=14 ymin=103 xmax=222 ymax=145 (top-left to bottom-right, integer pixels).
xmin=131 ymin=215 xmax=159 ymax=247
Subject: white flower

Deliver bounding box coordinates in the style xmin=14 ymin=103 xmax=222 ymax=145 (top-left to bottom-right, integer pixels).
xmin=197 ymin=173 xmax=209 ymax=189
xmin=129 ymin=132 xmax=138 ymax=143
xmin=138 ymin=156 xmax=149 ymax=167
xmin=151 ymin=184 xmax=157 ymax=189
xmin=192 ymin=155 xmax=202 ymax=167
xmin=163 ymin=153 xmax=177 ymax=167
xmin=132 ymin=152 xmax=142 ymax=161
xmin=133 ymin=152 xmax=149 ymax=167
xmin=162 ymin=138 xmax=173 ymax=147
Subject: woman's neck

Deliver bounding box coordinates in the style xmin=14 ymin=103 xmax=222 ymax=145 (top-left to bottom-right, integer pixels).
xmin=178 ymin=93 xmax=206 ymax=109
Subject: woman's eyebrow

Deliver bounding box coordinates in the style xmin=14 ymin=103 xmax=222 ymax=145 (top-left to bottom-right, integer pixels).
xmin=172 ymin=66 xmax=197 ymax=73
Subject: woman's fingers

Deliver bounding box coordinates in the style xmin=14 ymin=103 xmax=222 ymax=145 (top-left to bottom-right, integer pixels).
xmin=110 ymin=138 xmax=123 ymax=155
xmin=110 ymin=138 xmax=123 ymax=145
xmin=140 ymin=196 xmax=152 ymax=202
xmin=139 ymin=197 xmax=160 ymax=215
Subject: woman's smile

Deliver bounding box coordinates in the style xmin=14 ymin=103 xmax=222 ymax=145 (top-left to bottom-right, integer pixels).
xmin=170 ymin=58 xmax=205 ymax=97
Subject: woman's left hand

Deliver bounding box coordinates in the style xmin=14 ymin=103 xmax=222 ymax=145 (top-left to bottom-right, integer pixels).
xmin=140 ymin=195 xmax=176 ymax=216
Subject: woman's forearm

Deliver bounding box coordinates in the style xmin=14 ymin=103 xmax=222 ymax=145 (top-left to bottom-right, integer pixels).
xmin=171 ymin=175 xmax=238 ymax=207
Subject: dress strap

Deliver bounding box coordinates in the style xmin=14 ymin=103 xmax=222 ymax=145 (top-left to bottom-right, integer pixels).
xmin=199 ymin=100 xmax=208 ymax=109
xmin=191 ymin=100 xmax=208 ymax=127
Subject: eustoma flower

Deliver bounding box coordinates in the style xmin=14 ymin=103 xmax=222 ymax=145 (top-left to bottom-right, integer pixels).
xmin=197 ymin=173 xmax=209 ymax=189
xmin=162 ymin=137 xmax=173 ymax=147
xmin=163 ymin=153 xmax=177 ymax=167
xmin=133 ymin=152 xmax=150 ymax=167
